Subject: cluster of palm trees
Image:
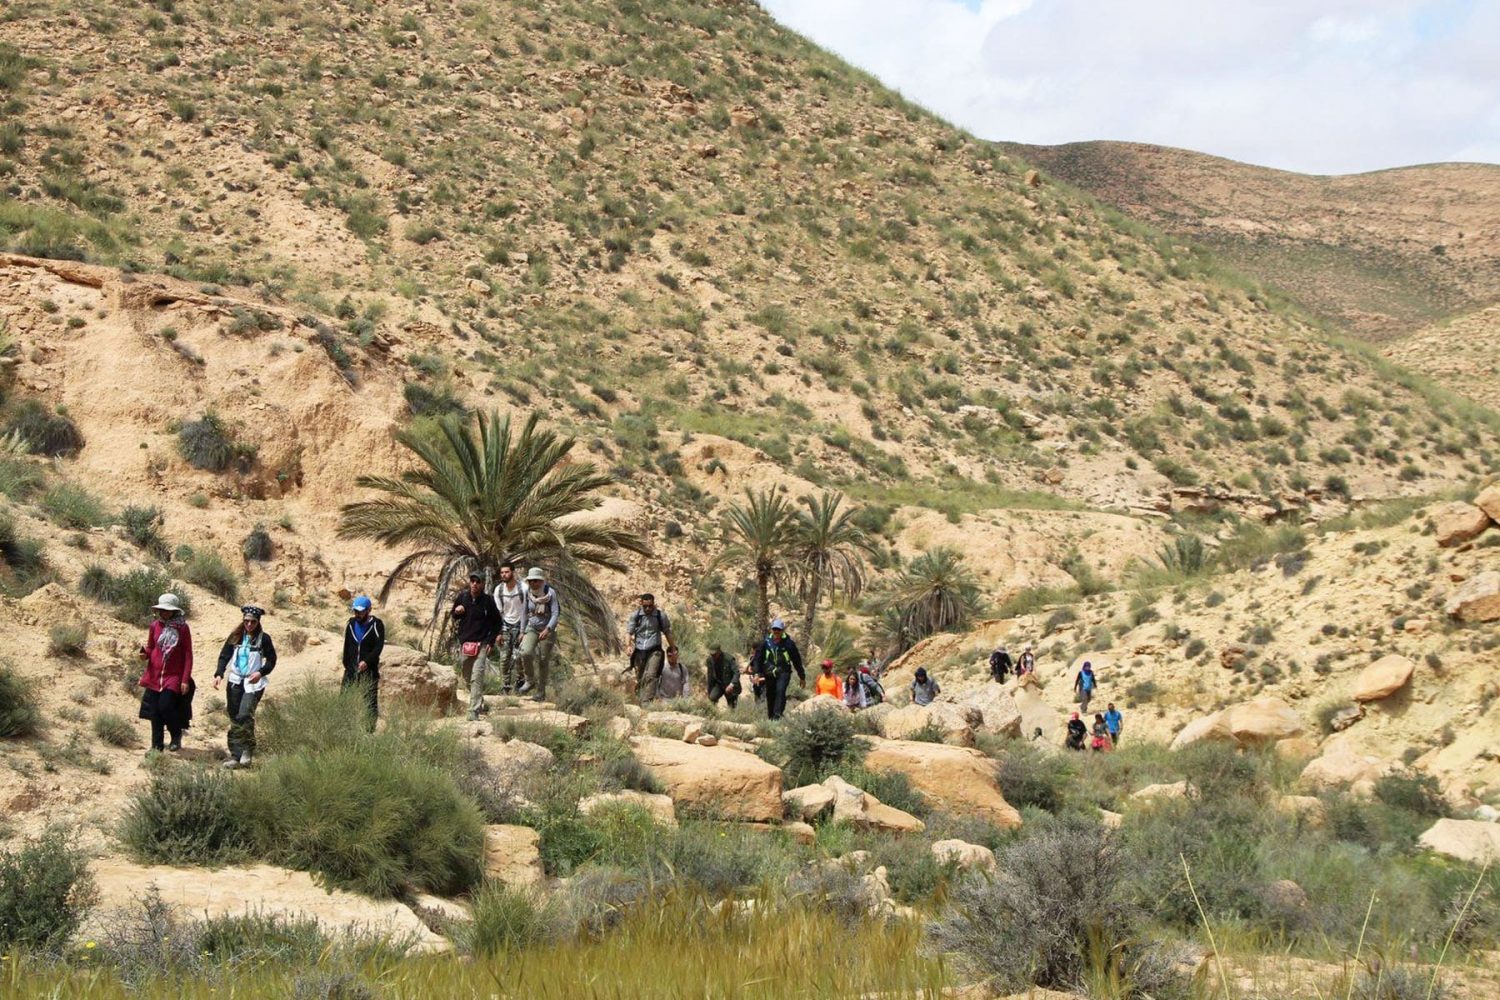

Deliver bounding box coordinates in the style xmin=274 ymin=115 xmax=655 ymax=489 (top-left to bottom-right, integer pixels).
xmin=337 ymin=409 xmax=983 ymax=663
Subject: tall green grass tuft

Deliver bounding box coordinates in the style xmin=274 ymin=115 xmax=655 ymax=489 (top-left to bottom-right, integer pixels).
xmin=0 ymin=659 xmax=40 ymax=737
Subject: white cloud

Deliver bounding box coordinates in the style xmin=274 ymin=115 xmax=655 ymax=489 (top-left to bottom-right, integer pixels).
xmin=760 ymin=0 xmax=1500 ymax=174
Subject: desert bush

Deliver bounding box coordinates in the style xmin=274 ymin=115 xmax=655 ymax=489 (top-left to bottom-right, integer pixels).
xmin=902 ymin=720 xmax=946 ymax=744
xmin=770 ymin=708 xmax=863 ymax=787
xmin=40 ymin=482 xmax=108 ymax=528
xmin=4 ymin=399 xmax=83 ymax=456
xmin=450 ymin=742 xmax=529 ymax=824
xmin=0 ymin=456 xmax=45 ymax=499
xmin=93 ymin=711 xmax=134 ymax=748
xmin=178 ymin=413 xmax=255 ymax=472
xmin=79 ymin=565 xmax=183 ymax=623
xmin=120 ymin=505 xmax=166 ymax=556
xmin=0 ymin=513 xmax=45 ymax=581
xmin=552 ymin=865 xmax=656 ymax=938
xmin=553 ymin=681 xmax=625 ymax=720
xmin=1349 ymin=964 xmax=1445 ymax=1000
xmin=0 ymin=828 xmax=97 ymax=951
xmin=929 ymin=821 xmax=1165 ymax=994
xmin=844 ymin=766 xmax=930 ymax=818
xmin=461 ymin=884 xmax=555 ymax=956
xmin=181 ymin=547 xmax=240 ymax=602
xmin=786 ymin=860 xmax=879 ymax=926
xmin=241 ymin=524 xmax=273 ymax=561
xmin=598 ymin=752 xmax=662 ymax=794
xmin=120 ymin=768 xmax=252 ymax=865
xmin=47 ymin=621 xmax=88 ymax=657
xmin=861 ymin=834 xmax=955 ymax=905
xmin=256 ymin=680 xmax=372 ymax=758
xmin=995 ymin=741 xmax=1074 ymax=813
xmin=238 ymin=744 xmax=484 ymax=897
xmin=1374 ymin=770 xmax=1448 ymax=818
xmin=0 ymin=660 xmax=40 ymax=737
xmin=662 ymin=822 xmax=797 ymax=894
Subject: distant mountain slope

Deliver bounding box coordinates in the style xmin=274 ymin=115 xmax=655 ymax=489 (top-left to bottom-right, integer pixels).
xmin=1005 ymin=141 xmax=1500 ymax=342
xmin=1384 ymin=305 xmax=1500 ymax=411
xmin=0 ymin=0 xmax=1494 ymax=520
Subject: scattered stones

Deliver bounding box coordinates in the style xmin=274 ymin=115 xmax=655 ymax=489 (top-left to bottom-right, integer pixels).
xmin=1418 ymin=818 xmax=1500 ymax=864
xmin=484 ymin=825 xmax=544 ymax=888
xmin=1445 ymin=571 xmax=1500 ymax=622
xmin=1300 ymin=744 xmax=1392 ymax=796
xmin=1353 ymin=655 xmax=1415 ymax=702
xmin=1219 ymin=643 xmax=1252 ymax=670
xmin=631 ymin=736 xmax=784 ymax=822
xmin=1432 ymin=501 xmax=1491 ymax=548
xmin=1131 ymin=781 xmax=1190 ymax=803
xmin=822 ymin=775 xmax=925 ymax=833
xmin=1328 ymin=704 xmax=1366 ymax=732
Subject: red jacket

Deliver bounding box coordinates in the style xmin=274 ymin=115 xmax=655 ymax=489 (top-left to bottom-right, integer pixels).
xmin=139 ymin=618 xmax=194 ymax=692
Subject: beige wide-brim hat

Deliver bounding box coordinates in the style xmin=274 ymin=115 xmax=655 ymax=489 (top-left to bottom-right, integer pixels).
xmin=524 ymin=567 xmax=546 ymax=582
xmin=152 ymin=593 xmax=184 ymax=613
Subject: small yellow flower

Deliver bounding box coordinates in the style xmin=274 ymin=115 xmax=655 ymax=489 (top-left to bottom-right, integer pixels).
xmin=85 ymin=941 xmax=97 ymax=949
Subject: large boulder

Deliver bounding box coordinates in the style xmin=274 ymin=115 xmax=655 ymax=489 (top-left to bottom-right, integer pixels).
xmin=1300 ymin=744 xmax=1392 ymax=795
xmin=493 ymin=705 xmax=590 ymax=735
xmin=1011 ymin=684 xmax=1060 ymax=741
xmin=1169 ymin=712 xmax=1231 ymax=750
xmin=931 ymin=839 xmax=997 ymax=872
xmin=1474 ymin=483 xmax=1500 ymax=524
xmin=879 ymin=702 xmax=977 ymax=746
xmin=783 ymin=783 xmax=837 ymax=823
xmin=1445 ymin=572 xmax=1500 ymax=623
xmin=1353 ymin=655 xmax=1415 ymax=702
xmin=863 ymin=739 xmax=1022 ymax=829
xmin=632 ymin=736 xmax=784 ymax=822
xmin=484 ymin=825 xmax=544 ymax=887
xmin=1223 ymin=697 xmax=1304 ymax=747
xmin=1132 ymin=781 xmax=1190 ymax=803
xmin=791 ymin=693 xmax=849 ymax=716
xmin=1418 ymin=819 xmax=1500 ymax=864
xmin=1433 ymin=501 xmax=1491 ymax=548
xmin=822 ymin=775 xmax=925 ymax=833
xmin=955 ymin=684 xmax=1024 ymax=738
xmin=579 ymin=790 xmax=678 ymax=827
xmin=82 ymin=859 xmax=448 ymax=951
xmin=379 ymin=645 xmax=459 ymax=712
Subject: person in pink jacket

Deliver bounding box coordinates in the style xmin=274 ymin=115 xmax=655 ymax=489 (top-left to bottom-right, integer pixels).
xmin=137 ymin=593 xmax=194 ymax=755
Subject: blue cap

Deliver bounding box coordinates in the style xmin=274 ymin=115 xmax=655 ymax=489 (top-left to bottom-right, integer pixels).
xmin=351 ymin=596 xmax=372 ymax=612
xmin=770 ymin=618 xmax=786 ymax=631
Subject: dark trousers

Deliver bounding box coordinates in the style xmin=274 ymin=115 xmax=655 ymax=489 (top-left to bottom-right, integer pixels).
xmin=150 ymin=720 xmax=182 ymax=750
xmin=631 ymin=646 xmax=665 ymax=703
xmin=342 ymin=667 xmax=379 ymax=730
xmin=225 ymin=684 xmax=262 ymax=759
xmin=707 ymin=682 xmax=740 ymax=709
xmin=767 ymin=670 xmax=793 ymax=720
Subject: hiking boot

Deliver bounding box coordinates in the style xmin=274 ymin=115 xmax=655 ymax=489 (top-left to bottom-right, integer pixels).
xmin=529 ymin=693 xmax=546 ymax=703
xmin=478 ymin=703 xmax=491 ymax=714
xmin=221 ymin=757 xmax=239 ymax=770
xmin=167 ymin=743 xmax=182 ymax=753
xmin=238 ymin=752 xmax=252 ymax=768
xmin=517 ymin=681 xmax=532 ymax=694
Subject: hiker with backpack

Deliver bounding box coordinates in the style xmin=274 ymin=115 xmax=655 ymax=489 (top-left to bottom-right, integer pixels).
xmin=910 ymin=667 xmax=940 ymax=706
xmin=491 ymin=563 xmax=526 ymax=695
xmin=989 ymin=644 xmax=1012 ymax=683
xmin=857 ymin=664 xmax=885 ymax=706
xmin=751 ymin=618 xmax=804 ymax=720
xmin=658 ymin=646 xmax=689 ymax=699
xmin=1065 ymin=712 xmax=1087 ymax=751
xmin=1017 ymin=644 xmax=1036 ymax=676
xmin=213 ymin=604 xmax=276 ymax=769
xmin=342 ymin=596 xmax=384 ymax=730
xmin=137 ymin=593 xmax=194 ymax=756
xmin=1090 ymin=713 xmax=1113 ymax=752
xmin=842 ymin=667 xmax=867 ymax=710
xmin=1104 ymin=702 xmax=1124 ymax=746
xmin=1074 ymin=661 xmax=1098 ymax=714
xmin=518 ymin=567 xmax=559 ymax=702
xmin=453 ymin=573 xmax=502 ymax=721
xmin=626 ymin=592 xmax=676 ymax=703
xmin=704 ymin=644 xmax=741 ymax=708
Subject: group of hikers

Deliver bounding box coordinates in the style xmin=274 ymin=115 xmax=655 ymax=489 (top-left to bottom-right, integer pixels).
xmin=134 ymin=569 xmax=1126 ymax=766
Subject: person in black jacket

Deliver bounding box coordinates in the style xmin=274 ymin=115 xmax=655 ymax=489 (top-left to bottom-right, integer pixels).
xmin=452 ymin=573 xmax=501 ymax=721
xmin=704 ymin=644 xmax=740 ymax=708
xmin=989 ymin=644 xmax=1012 ymax=683
xmin=342 ymin=595 xmax=385 ymax=730
xmin=750 ymin=618 xmax=805 ymax=720
xmin=213 ymin=605 xmax=277 ymax=768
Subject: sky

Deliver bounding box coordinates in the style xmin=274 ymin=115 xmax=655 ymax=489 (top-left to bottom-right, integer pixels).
xmin=759 ymin=0 xmax=1500 ymax=175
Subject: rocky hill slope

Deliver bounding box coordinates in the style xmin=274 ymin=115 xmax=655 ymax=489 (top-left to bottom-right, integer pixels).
xmin=1005 ymin=140 xmax=1500 ymax=342
xmin=0 ymin=0 xmax=1494 ymax=528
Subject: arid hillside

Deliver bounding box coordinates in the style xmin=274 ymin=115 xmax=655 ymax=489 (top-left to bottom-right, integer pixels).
xmin=1006 ymin=140 xmax=1500 ymax=342
xmin=0 ymin=0 xmax=1495 ymax=525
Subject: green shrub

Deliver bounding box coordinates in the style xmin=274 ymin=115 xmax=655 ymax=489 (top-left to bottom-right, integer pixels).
xmin=598 ymin=752 xmax=662 ymax=794
xmin=120 ymin=768 xmax=252 ymax=865
xmin=178 ymin=413 xmax=254 ymax=472
xmin=255 ymin=680 xmax=373 ymax=758
xmin=0 ymin=456 xmax=44 ymax=499
xmin=120 ymin=505 xmax=166 ymax=556
xmin=0 ymin=829 xmax=97 ymax=951
xmin=181 ymin=547 xmax=239 ymax=602
xmin=93 ymin=711 xmax=134 ymax=747
xmin=662 ymin=822 xmax=797 ymax=894
xmin=4 ymin=399 xmax=83 ymax=456
xmin=47 ymin=621 xmax=88 ymax=657
xmin=40 ymin=482 xmax=108 ymax=528
xmin=902 ymin=721 xmax=947 ymax=744
xmin=78 ymin=565 xmax=184 ymax=623
xmin=770 ymin=708 xmax=863 ymax=788
xmin=1374 ymin=770 xmax=1448 ymax=818
xmin=239 ymin=745 xmax=484 ymax=897
xmin=461 ymin=883 xmax=554 ymax=956
xmin=844 ymin=766 xmax=930 ymax=818
xmin=995 ymin=742 xmax=1073 ymax=813
xmin=0 ymin=660 xmax=40 ymax=737
xmin=0 ymin=513 xmax=46 ymax=584
xmin=241 ymin=524 xmax=273 ymax=561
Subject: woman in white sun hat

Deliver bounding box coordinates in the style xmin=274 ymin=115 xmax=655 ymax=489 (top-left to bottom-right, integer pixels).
xmin=137 ymin=593 xmax=194 ymax=755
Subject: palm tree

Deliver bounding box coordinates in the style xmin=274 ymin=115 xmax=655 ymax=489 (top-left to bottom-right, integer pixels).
xmin=337 ymin=410 xmax=648 ymax=651
xmin=792 ymin=492 xmax=873 ymax=658
xmin=869 ymin=547 xmax=983 ymax=656
xmin=713 ymin=486 xmax=797 ymax=642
